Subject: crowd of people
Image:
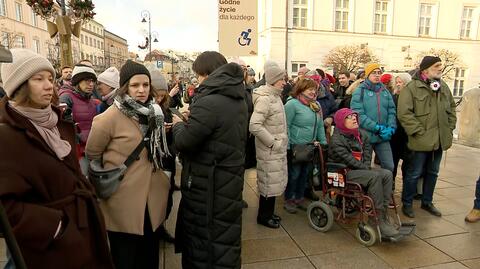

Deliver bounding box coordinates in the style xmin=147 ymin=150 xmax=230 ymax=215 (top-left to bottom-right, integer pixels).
xmin=0 ymin=47 xmax=478 ymax=269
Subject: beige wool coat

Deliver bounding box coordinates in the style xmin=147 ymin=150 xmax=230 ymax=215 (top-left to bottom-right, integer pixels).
xmin=86 ymin=105 xmax=170 ymax=235
xmin=249 ymin=84 xmax=288 ymax=197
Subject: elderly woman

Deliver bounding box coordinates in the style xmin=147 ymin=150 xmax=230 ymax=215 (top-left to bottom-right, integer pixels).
xmin=283 ymin=78 xmax=327 ymax=213
xmin=329 ymin=108 xmax=398 ymax=237
xmin=350 ymin=63 xmax=397 ymax=173
xmin=86 ymin=60 xmax=171 ymax=269
xmin=0 ymin=49 xmax=113 ymax=268
xmin=250 ymin=60 xmax=288 ymax=228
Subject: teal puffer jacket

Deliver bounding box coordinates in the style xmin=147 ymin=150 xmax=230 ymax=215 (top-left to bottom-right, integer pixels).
xmin=350 ymin=79 xmax=397 ymax=144
xmin=285 ymin=97 xmax=327 ymax=148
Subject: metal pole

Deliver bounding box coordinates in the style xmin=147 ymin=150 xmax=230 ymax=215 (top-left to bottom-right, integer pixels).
xmin=149 ymin=13 xmax=152 ymax=61
xmin=0 ymin=202 xmax=27 ymax=269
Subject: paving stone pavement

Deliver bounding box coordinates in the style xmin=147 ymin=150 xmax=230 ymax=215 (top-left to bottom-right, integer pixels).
xmin=1 ymin=143 xmax=479 ymax=269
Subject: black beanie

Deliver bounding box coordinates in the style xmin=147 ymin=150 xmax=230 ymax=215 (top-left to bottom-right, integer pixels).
xmin=119 ymin=60 xmax=151 ymax=87
xmin=420 ymin=56 xmax=441 ymax=71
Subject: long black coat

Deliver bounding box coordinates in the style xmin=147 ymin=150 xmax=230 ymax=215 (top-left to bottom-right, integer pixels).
xmin=173 ymin=63 xmax=248 ymax=269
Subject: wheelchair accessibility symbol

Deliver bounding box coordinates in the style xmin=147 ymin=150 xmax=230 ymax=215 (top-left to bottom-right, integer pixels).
xmin=238 ymin=29 xmax=252 ymax=46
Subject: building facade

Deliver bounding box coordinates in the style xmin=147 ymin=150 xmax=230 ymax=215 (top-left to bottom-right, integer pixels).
xmin=256 ymin=0 xmax=480 ymax=97
xmin=0 ymin=0 xmax=52 ymax=59
xmin=79 ymin=19 xmax=104 ymax=71
xmin=104 ymin=30 xmax=128 ymax=70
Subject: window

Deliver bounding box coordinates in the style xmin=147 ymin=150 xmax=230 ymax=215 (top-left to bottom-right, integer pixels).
xmin=89 ymin=37 xmax=92 ymax=46
xmin=374 ymin=0 xmax=388 ymax=33
xmin=31 ymin=9 xmax=38 ymax=26
xmin=291 ymin=62 xmax=307 ymax=77
xmin=81 ymin=52 xmax=84 ymax=59
xmin=94 ymin=56 xmax=97 ymax=65
xmin=453 ymin=68 xmax=466 ymax=96
xmin=15 ymin=2 xmax=23 ymax=22
xmin=460 ymin=7 xmax=474 ymax=39
xmin=293 ymin=0 xmax=308 ymax=28
xmin=418 ymin=3 xmax=433 ymax=36
xmin=81 ymin=34 xmax=84 ymax=44
xmin=335 ymin=0 xmax=349 ymax=31
xmin=14 ymin=36 xmax=25 ymax=48
xmin=1 ymin=32 xmax=8 ymax=48
xmin=0 ymin=0 xmax=6 ymax=16
xmin=33 ymin=39 xmax=40 ymax=53
xmin=101 ymin=42 xmax=103 ymax=50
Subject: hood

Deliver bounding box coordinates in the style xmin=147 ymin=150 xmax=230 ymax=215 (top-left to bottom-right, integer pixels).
xmin=196 ymin=63 xmax=245 ymax=100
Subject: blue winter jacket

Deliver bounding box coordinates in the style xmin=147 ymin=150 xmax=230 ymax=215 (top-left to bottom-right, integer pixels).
xmin=285 ymin=97 xmax=327 ymax=149
xmin=350 ymin=79 xmax=397 ymax=144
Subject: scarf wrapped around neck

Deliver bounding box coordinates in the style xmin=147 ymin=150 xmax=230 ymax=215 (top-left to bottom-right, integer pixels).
xmin=114 ymin=94 xmax=170 ymax=170
xmin=297 ymin=93 xmax=323 ymax=118
xmin=9 ymin=101 xmax=71 ymax=159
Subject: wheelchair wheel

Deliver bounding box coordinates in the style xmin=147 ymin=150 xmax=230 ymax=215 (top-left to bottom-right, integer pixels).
xmin=335 ymin=196 xmax=360 ymax=218
xmin=307 ymin=201 xmax=334 ymax=232
xmin=355 ymin=224 xmax=377 ymax=246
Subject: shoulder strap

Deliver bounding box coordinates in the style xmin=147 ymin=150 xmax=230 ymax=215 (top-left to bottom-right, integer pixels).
xmin=123 ymin=127 xmax=153 ymax=167
xmin=360 ymin=87 xmax=365 ymax=102
xmin=312 ymin=110 xmax=317 ymax=142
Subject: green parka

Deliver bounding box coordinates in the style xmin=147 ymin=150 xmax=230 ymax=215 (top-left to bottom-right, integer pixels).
xmin=397 ymin=73 xmax=456 ymax=151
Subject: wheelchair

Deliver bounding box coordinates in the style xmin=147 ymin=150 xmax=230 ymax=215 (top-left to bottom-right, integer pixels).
xmin=306 ymin=148 xmax=415 ymax=246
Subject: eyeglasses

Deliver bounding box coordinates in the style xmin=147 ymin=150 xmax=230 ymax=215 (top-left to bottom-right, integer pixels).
xmin=371 ymin=71 xmax=383 ymax=76
xmin=346 ymin=114 xmax=357 ymax=120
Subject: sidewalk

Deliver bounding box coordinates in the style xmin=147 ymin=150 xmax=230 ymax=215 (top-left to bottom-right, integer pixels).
xmin=1 ymin=143 xmax=479 ymax=269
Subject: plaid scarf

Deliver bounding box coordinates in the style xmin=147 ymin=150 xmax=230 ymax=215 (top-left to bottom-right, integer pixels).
xmin=114 ymin=94 xmax=170 ymax=170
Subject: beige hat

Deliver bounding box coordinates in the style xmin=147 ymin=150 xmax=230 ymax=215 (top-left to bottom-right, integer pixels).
xmin=98 ymin=67 xmax=120 ymax=89
xmin=264 ymin=60 xmax=285 ymax=85
xmin=1 ymin=49 xmax=55 ymax=98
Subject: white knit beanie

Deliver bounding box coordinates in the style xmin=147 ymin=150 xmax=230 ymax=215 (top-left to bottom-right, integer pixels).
xmin=98 ymin=67 xmax=119 ymax=89
xmin=150 ymin=70 xmax=168 ymax=90
xmin=264 ymin=60 xmax=285 ymax=85
xmin=1 ymin=49 xmax=55 ymax=98
xmin=71 ymin=65 xmax=97 ymax=86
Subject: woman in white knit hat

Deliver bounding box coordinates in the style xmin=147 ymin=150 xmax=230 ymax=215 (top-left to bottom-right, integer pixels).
xmin=97 ymin=66 xmax=120 ymax=113
xmin=249 ymin=60 xmax=288 ymax=229
xmin=0 ymin=48 xmax=114 ymax=268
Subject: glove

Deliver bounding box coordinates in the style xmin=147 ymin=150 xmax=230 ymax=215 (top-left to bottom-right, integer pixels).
xmin=379 ymin=128 xmax=392 ymax=141
xmin=387 ymin=127 xmax=396 ymax=136
xmin=375 ymin=124 xmax=386 ymax=134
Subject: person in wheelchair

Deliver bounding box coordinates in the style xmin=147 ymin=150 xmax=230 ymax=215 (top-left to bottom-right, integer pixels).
xmin=329 ymin=108 xmax=398 ymax=237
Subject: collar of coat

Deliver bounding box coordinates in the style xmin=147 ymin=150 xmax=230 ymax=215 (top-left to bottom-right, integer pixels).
xmin=0 ymin=97 xmax=81 ymax=174
xmin=411 ymin=71 xmax=449 ymax=95
xmin=254 ymin=84 xmax=282 ymax=97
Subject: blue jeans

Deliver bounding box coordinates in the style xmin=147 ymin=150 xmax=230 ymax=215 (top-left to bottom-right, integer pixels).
xmin=474 ymin=176 xmax=480 ymax=209
xmin=285 ymin=161 xmax=312 ymax=201
xmin=373 ymin=142 xmax=394 ymax=172
xmin=402 ymin=149 xmax=443 ymax=206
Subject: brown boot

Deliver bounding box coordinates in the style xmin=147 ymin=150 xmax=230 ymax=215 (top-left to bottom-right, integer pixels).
xmin=465 ymin=209 xmax=480 ymax=223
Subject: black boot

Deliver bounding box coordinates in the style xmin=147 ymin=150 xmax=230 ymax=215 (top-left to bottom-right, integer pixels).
xmin=402 ymin=205 xmax=415 ymax=218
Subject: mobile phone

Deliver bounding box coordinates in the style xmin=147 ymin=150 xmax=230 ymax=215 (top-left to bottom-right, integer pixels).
xmin=170 ymin=108 xmax=187 ymax=121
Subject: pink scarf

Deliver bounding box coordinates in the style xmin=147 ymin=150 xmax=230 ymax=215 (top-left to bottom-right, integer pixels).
xmin=10 ymin=102 xmax=71 ymax=159
xmin=297 ymin=93 xmax=323 ymax=118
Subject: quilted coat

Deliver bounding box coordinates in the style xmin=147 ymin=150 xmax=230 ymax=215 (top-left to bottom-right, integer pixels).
xmin=173 ymin=63 xmax=248 ymax=269
xmin=249 ymin=84 xmax=288 ymax=197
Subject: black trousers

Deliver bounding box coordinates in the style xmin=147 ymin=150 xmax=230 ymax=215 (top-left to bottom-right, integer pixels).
xmin=107 ymin=208 xmax=160 ymax=269
xmin=258 ymin=195 xmax=276 ymax=221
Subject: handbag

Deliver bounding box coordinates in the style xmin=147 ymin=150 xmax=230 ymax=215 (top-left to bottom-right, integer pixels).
xmin=291 ymin=110 xmax=318 ymax=164
xmin=88 ymin=128 xmax=152 ymax=199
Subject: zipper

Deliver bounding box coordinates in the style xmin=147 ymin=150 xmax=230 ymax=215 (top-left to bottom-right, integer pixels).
xmin=376 ymin=91 xmax=382 ymax=124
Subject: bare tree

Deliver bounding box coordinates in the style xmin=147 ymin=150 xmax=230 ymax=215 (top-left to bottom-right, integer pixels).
xmin=415 ymin=48 xmax=463 ymax=81
xmin=0 ymin=31 xmax=25 ymax=50
xmin=323 ymin=44 xmax=380 ymax=73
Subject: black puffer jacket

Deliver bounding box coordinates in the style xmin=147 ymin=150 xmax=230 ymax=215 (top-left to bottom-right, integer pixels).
xmin=329 ymin=128 xmax=372 ymax=170
xmin=173 ymin=63 xmax=248 ymax=269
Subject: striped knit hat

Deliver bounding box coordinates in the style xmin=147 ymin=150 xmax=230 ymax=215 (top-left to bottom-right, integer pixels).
xmin=0 ymin=49 xmax=55 ymax=98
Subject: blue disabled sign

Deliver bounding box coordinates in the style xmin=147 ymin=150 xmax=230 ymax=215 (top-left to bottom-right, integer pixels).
xmin=157 ymin=60 xmax=163 ymax=68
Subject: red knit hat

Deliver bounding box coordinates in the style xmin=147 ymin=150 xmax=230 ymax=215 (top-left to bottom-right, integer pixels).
xmin=380 ymin=73 xmax=393 ymax=85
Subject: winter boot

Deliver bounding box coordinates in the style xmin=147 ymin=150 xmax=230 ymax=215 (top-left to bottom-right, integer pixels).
xmin=465 ymin=209 xmax=480 ymax=223
xmin=378 ymin=209 xmax=399 ymax=237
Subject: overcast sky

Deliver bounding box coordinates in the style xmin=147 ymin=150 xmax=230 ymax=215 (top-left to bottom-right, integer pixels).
xmin=94 ymin=0 xmax=219 ymax=55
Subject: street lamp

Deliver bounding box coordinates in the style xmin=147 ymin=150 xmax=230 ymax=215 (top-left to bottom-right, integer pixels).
xmin=141 ymin=10 xmax=159 ymax=61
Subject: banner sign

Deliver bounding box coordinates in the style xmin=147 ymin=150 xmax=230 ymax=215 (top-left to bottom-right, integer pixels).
xmin=218 ymin=0 xmax=258 ymax=56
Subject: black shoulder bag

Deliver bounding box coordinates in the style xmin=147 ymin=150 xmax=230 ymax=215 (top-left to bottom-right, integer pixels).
xmin=291 ymin=110 xmax=318 ymax=163
xmin=88 ymin=128 xmax=152 ymax=199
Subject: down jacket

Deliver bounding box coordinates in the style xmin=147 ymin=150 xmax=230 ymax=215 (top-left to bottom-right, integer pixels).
xmin=329 ymin=128 xmax=373 ymax=170
xmin=250 ymin=84 xmax=288 ymax=197
xmin=173 ymin=63 xmax=248 ymax=269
